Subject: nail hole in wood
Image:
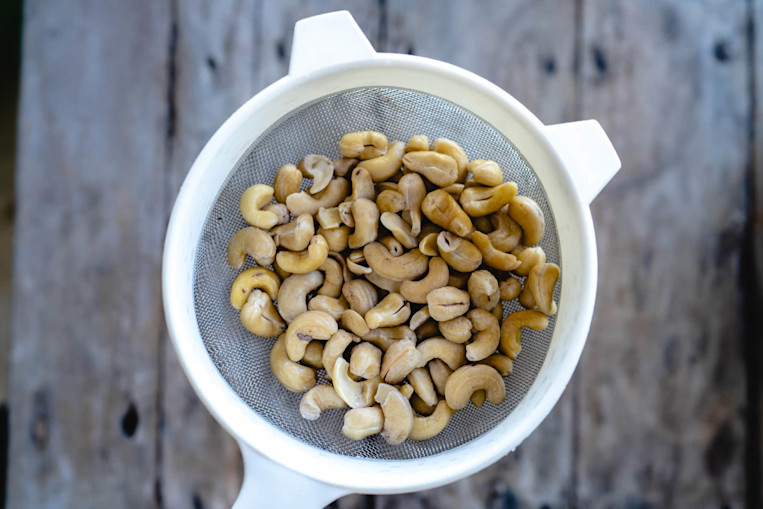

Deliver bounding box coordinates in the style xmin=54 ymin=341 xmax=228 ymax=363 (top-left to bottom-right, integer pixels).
xmin=713 ymin=41 xmax=730 ymax=62
xmin=593 ymin=46 xmax=607 ymax=74
xmin=121 ymin=402 xmax=139 ymax=437
xmin=206 ymin=56 xmax=217 ymax=71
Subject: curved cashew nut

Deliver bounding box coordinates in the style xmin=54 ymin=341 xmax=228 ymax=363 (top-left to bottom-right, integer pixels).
xmin=342 ymin=279 xmax=378 ymax=315
xmin=333 ymin=157 xmax=358 ymax=177
xmin=380 ymin=212 xmax=417 ymax=249
xmin=316 ymin=257 xmax=343 ymax=298
xmin=410 ymin=393 xmax=437 ymax=416
xmin=418 ymin=232 xmax=440 ymax=256
xmin=240 ymin=184 xmax=279 ymax=229
xmin=273 ymin=164 xmax=303 ymax=203
xmin=459 ymin=182 xmax=517 ymax=217
xmin=491 ymin=302 xmax=505 ymax=322
xmin=441 ymin=183 xmax=464 ymax=200
xmin=488 ymin=205 xmax=523 ymax=252
xmin=275 ymin=234 xmax=329 ymax=274
xmin=467 ymin=270 xmax=500 ymax=311
xmin=339 ymin=130 xmax=388 ymax=159
xmin=239 ymin=290 xmax=285 ymax=337
xmin=230 ymin=267 xmax=281 ymax=310
xmin=444 ymin=364 xmax=505 ymax=410
xmin=471 ymin=231 xmax=520 ymax=271
xmin=409 ymin=306 xmax=431 ymax=331
xmin=437 ymin=231 xmax=483 ymax=272
xmin=271 ymin=213 xmax=315 ymax=252
xmin=470 ymin=390 xmax=487 ymax=408
xmin=377 ymin=189 xmax=406 ymax=214
xmin=347 ymin=167 xmax=376 ymax=202
xmin=527 ymin=262 xmax=560 ymax=315
xmin=270 ymin=335 xmax=316 ymax=393
xmin=347 ymin=250 xmax=372 ymax=275
xmin=348 ymin=198 xmax=380 ymax=249
xmin=478 ymin=354 xmax=514 ymax=377
xmin=318 ymin=225 xmax=349 ymax=252
xmin=472 ymin=215 xmax=493 ymax=234
xmin=357 ymin=141 xmax=405 ymax=182
xmin=286 ymin=177 xmax=349 ymax=216
xmin=363 ymin=243 xmax=429 ymax=282
xmin=362 ymin=325 xmax=416 ymax=351
xmin=500 ymin=310 xmax=549 ymax=359
xmin=332 ymin=357 xmax=381 ymax=408
xmin=438 ymin=316 xmax=473 ymax=344
xmin=465 ymin=308 xmax=500 ymax=362
xmin=508 ymin=196 xmax=545 ymax=246
xmin=466 ymin=160 xmax=503 ymax=187
xmin=342 ymin=405 xmax=384 ymax=440
xmin=297 ymin=154 xmax=335 ymax=195
xmin=307 ymin=295 xmax=348 ymax=320
xmin=499 ymin=279 xmax=522 ymax=301
xmin=427 ymin=286 xmax=471 ymax=321
xmin=428 ymin=358 xmax=453 ymax=396
xmin=432 ymin=138 xmax=469 ymax=183
xmin=421 ymin=189 xmax=473 ymax=237
xmin=380 ymin=339 xmax=421 ymax=383
xmin=398 ymin=173 xmax=426 ymax=236
xmin=322 ymin=329 xmax=360 ymax=382
xmin=512 ymin=246 xmax=547 ymax=277
xmin=365 ymin=292 xmax=411 ymax=329
xmin=299 ymin=384 xmax=347 ymax=420
xmin=405 ymin=134 xmax=429 ymax=152
xmin=366 ymin=271 xmax=403 ymax=294
xmin=338 ymin=201 xmax=355 ymax=227
xmin=409 ymin=400 xmax=455 ymax=440
xmin=402 ymin=151 xmax=458 ymax=187
xmin=302 ymin=341 xmax=324 ymax=369
xmin=227 ymin=227 xmax=277 ymax=268
xmin=284 ymin=310 xmax=338 ymax=362
xmin=277 ymin=270 xmax=324 ymax=323
xmin=407 ymin=367 xmax=437 ymax=407
xmin=316 ymin=207 xmax=342 ymax=230
xmin=350 ymin=342 xmax=382 ymax=379
xmin=374 ymin=384 xmax=414 ymax=445
xmin=415 ymin=337 xmax=466 ymax=370
xmin=341 ymin=309 xmax=370 ymax=337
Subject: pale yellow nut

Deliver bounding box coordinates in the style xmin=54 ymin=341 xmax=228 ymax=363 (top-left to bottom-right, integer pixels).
xmin=460 ymin=182 xmax=518 ymax=217
xmin=263 ymin=203 xmax=289 ymax=225
xmin=297 ymin=154 xmax=335 ymax=195
xmin=273 ymin=164 xmax=303 ymax=203
xmin=396 ymin=383 xmax=415 ymax=399
xmin=339 ymin=131 xmax=388 ymax=159
xmin=347 ymin=167 xmax=376 ymax=202
xmin=380 ymin=212 xmax=417 ymax=249
xmin=270 ymin=335 xmax=316 ymax=393
xmin=512 ymin=246 xmax=547 ymax=277
xmin=478 ymin=354 xmax=514 ymax=377
xmin=362 ymin=325 xmax=416 ymax=352
xmin=427 ymin=286 xmax=471 ymax=322
xmin=444 ymin=364 xmax=505 ymax=410
xmin=316 ymin=207 xmax=342 ymax=230
xmin=421 ymin=189 xmax=473 ymax=237
xmin=466 ymin=160 xmax=503 ymax=187
xmin=342 ymin=279 xmax=378 ymax=315
xmin=271 ymin=214 xmax=315 ymax=252
xmin=376 ymin=189 xmax=406 ymax=214
xmin=284 ymin=310 xmax=338 ymax=362
xmin=417 ymin=232 xmax=440 ymax=256
xmin=301 ymin=341 xmax=324 ymax=369
xmin=332 ymin=357 xmax=381 ymax=408
xmin=405 ymin=134 xmax=429 ymax=152
xmin=333 ymin=157 xmax=358 ymax=177
xmin=363 ymin=243 xmax=429 ymax=282
xmin=472 ymin=215 xmax=493 ymax=234
xmin=407 ymin=368 xmax=437 ymax=407
xmin=272 ymin=257 xmax=290 ymax=280
xmin=489 ymin=205 xmax=523 ymax=252
xmin=240 ymin=184 xmax=279 ymax=229
xmin=317 ymin=257 xmax=343 ymax=298
xmin=467 ymin=270 xmax=500 ymax=311
xmin=357 ymin=141 xmax=405 ymax=182
xmin=438 ymin=316 xmax=472 ymax=344
xmin=437 ymin=231 xmax=482 ymax=272
xmin=239 ymin=290 xmax=285 ymax=337
xmin=227 ymin=227 xmax=276 ymax=268
xmin=341 ymin=309 xmax=370 ymax=337
xmin=499 ymin=278 xmax=522 ymax=301
xmin=428 ymin=359 xmax=453 ymax=396
xmin=322 ymin=329 xmax=360 ymax=382
xmin=432 ymin=138 xmax=469 ymax=183
xmin=508 ymin=195 xmax=545 ymax=246
xmin=527 ymin=262 xmax=560 ymax=316
xmin=491 ymin=303 xmax=505 ymax=322
xmin=230 ymin=267 xmax=280 ymax=310
xmin=519 ymin=281 xmax=536 ymax=309
xmin=374 ymin=384 xmax=414 ymax=445
xmin=471 ymin=231 xmax=520 ymax=271
xmin=299 ymin=384 xmax=347 ymax=420
xmin=348 ymin=198 xmax=380 ymax=249
xmin=346 ymin=249 xmax=372 ymax=276
xmin=286 ymin=178 xmax=349 ymax=216
xmin=365 ymin=292 xmax=411 ymax=329
xmin=402 ymin=151 xmax=458 ymax=187
xmin=277 ymin=270 xmax=324 ymax=323
xmin=470 ymin=390 xmax=487 ymax=408
xmin=342 ymin=405 xmax=384 ymax=440
xmin=416 ymin=337 xmax=466 ymax=370
xmin=398 ymin=173 xmax=426 ymax=236
xmin=307 ymin=295 xmax=348 ymax=320
xmin=350 ymin=342 xmax=382 ymax=379
xmin=375 ymin=181 xmax=399 ymax=193
xmin=410 ymin=393 xmax=437 ymax=416
xmin=409 ymin=306 xmax=432 ymax=331
xmin=338 ymin=201 xmax=355 ymax=227
xmin=365 ymin=271 xmax=403 ymax=294
xmin=499 ymin=310 xmax=549 ymax=359
xmin=378 ymin=235 xmax=404 ymax=257
xmin=409 ymin=400 xmax=455 ymax=440
xmin=380 ymin=339 xmax=421 ymax=384
xmin=441 ymin=183 xmax=464 ymax=199
xmin=275 ymin=234 xmax=329 ymax=274
xmin=466 ymin=308 xmax=500 ymax=362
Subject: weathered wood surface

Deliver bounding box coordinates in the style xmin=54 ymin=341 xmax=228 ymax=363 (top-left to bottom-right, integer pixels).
xmin=8 ymin=0 xmax=761 ymax=508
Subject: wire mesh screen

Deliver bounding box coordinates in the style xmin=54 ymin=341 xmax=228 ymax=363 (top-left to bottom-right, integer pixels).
xmin=193 ymin=87 xmax=561 ymax=460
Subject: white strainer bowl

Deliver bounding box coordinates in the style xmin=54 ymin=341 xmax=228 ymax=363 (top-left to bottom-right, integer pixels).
xmin=163 ymin=11 xmax=620 ymax=508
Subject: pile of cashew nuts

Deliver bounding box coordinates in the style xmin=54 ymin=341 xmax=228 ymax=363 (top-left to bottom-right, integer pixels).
xmin=226 ymin=131 xmax=560 ymax=445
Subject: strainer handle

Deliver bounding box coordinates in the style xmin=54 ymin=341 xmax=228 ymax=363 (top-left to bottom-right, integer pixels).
xmin=232 ymin=441 xmax=349 ymax=508
xmin=545 ymin=120 xmax=621 ymax=204
xmin=289 ymin=11 xmax=377 ymax=77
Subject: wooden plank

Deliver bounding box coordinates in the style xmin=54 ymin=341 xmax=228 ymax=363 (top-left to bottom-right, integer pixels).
xmin=8 ymin=0 xmax=170 ymax=507
xmin=578 ymin=1 xmax=750 ymax=506
xmin=377 ymin=1 xmax=577 ymax=507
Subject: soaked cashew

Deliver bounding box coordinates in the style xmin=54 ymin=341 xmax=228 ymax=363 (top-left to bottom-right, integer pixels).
xmin=444 ymin=364 xmax=505 ymax=410
xmin=338 ymin=201 xmax=355 ymax=228
xmin=339 ymin=131 xmax=388 ymax=159
xmin=467 ymin=270 xmax=500 ymax=311
xmin=490 ymin=303 xmax=504 ymax=322
xmin=471 ymin=231 xmax=520 ymax=271
xmin=322 ymin=329 xmax=360 ymax=382
xmin=230 ymin=267 xmax=281 ymax=310
xmin=286 ymin=177 xmax=349 ymax=216
xmin=363 ymin=325 xmax=416 ymax=351
xmin=332 ymin=358 xmax=381 ymax=408
xmin=437 ymin=232 xmax=483 ymax=272
xmin=421 ymin=190 xmax=473 ymax=237
xmin=343 ymin=405 xmax=384 ymax=440
xmin=376 ymin=189 xmax=406 ymax=214
xmin=363 ymin=243 xmax=429 ymax=282
xmin=428 ymin=359 xmax=452 ymax=396
xmin=527 ymin=262 xmax=560 ymax=316
xmin=366 ymin=271 xmax=402 ymax=294
xmin=379 ymin=235 xmax=404 ymax=257
xmin=500 ymin=310 xmax=549 ymax=359
xmin=432 ymin=138 xmax=469 ymax=183
xmin=302 ymin=341 xmax=324 ymax=369
xmin=348 ymin=198 xmax=379 ymax=249
xmin=409 ymin=306 xmax=431 ymax=331
xmin=380 ymin=212 xmax=417 ymax=249
xmin=307 ymin=295 xmax=348 ymax=320
xmin=333 ymin=157 xmax=358 ymax=177
xmin=416 ymin=337 xmax=466 ymax=370
xmin=342 ymin=279 xmax=378 ymax=315
xmin=465 ymin=308 xmax=500 ymax=362
xmin=519 ymin=283 xmax=536 ymax=310
xmin=299 ymin=385 xmax=347 ymax=420
xmin=270 ymin=335 xmax=316 ymax=393
xmin=297 ymin=154 xmax=334 ymax=194
xmin=276 ymin=234 xmax=329 ymax=274
xmin=317 ymin=225 xmax=350 ymax=252
xmin=399 ymin=259 xmax=450 ymax=306
xmin=357 ymin=141 xmax=405 ymax=182
xmin=466 ymin=160 xmax=503 ymax=187
xmin=240 ymin=290 xmax=285 ymax=337
xmin=508 ymin=196 xmax=545 ymax=246
xmin=365 ymin=292 xmax=411 ymax=329
xmin=489 ymin=205 xmax=523 ymax=252
xmin=405 ymin=134 xmax=429 ymax=152
xmin=402 ymin=151 xmax=458 ymax=187
xmin=398 ymin=173 xmax=426 ymax=236
xmin=347 ymin=167 xmax=376 ymax=202
xmin=271 ymin=214 xmax=315 ymax=252
xmin=277 ymin=270 xmax=324 ymax=323
xmin=284 ymin=310 xmax=338 ymax=362
xmin=460 ymin=182 xmax=517 ymax=217
xmin=410 ymin=393 xmax=437 ymax=416
xmin=478 ymin=354 xmax=514 ymax=377
xmin=409 ymin=400 xmax=455 ymax=440
xmin=417 ymin=232 xmax=440 ymax=256
xmin=240 ymin=184 xmax=279 ymax=229
xmin=513 ymin=246 xmax=547 ymax=277
xmin=375 ymin=384 xmax=414 ymax=445
xmin=316 ymin=207 xmax=342 ymax=230
xmin=273 ymin=164 xmax=303 ymax=203
xmin=227 ymin=227 xmax=277 ymax=268
xmin=316 ymin=258 xmax=343 ymax=298
xmin=472 ymin=215 xmax=493 ymax=234
xmin=407 ymin=368 xmax=437 ymax=407
xmin=347 ymin=250 xmax=372 ymax=275
xmin=441 ymin=183 xmax=464 ymax=199
xmin=470 ymin=390 xmax=486 ymax=408
xmin=380 ymin=339 xmax=421 ymax=384
xmin=438 ymin=316 xmax=473 ymax=344
xmin=341 ymin=309 xmax=371 ymax=337
xmin=427 ymin=286 xmax=471 ymax=322
xmin=350 ymin=342 xmax=382 ymax=379
xmin=264 ymin=203 xmax=289 ymax=225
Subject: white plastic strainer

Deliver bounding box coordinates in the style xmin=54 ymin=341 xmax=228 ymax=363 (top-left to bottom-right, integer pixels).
xmin=163 ymin=11 xmax=620 ymax=508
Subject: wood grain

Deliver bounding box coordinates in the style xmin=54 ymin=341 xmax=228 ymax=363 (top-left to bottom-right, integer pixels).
xmin=580 ymin=1 xmax=749 ymax=507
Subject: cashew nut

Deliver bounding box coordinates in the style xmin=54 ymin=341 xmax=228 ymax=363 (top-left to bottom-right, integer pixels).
xmin=432 ymin=138 xmax=468 ymax=183
xmin=271 ymin=214 xmax=315 ymax=252
xmin=428 ymin=358 xmax=452 ymax=396
xmin=316 ymin=207 xmax=342 ymax=230
xmin=508 ymin=196 xmax=545 ymax=246
xmin=380 ymin=212 xmax=417 ymax=249
xmin=416 ymin=337 xmax=466 ymax=370
xmin=418 ymin=232 xmax=440 ymax=256
xmin=438 ymin=316 xmax=473 ymax=344
xmin=519 ymin=280 xmax=536 ymax=309
xmin=376 ymin=189 xmax=406 ymax=214
xmin=299 ymin=385 xmax=347 ymax=420
xmin=240 ymin=184 xmax=279 ymax=229
xmin=342 ymin=405 xmax=384 ymax=440
xmin=499 ymin=310 xmax=549 ymax=359
xmin=527 ymin=262 xmax=560 ymax=316
xmin=478 ymin=354 xmax=514 ymax=377
xmin=270 ymin=335 xmax=316 ymax=393
xmin=400 ymin=257 xmax=450 ymax=304
xmin=467 ymin=270 xmax=500 ymax=311
xmin=230 ymin=267 xmax=281 ymax=310
xmin=348 ymin=199 xmax=380 ymax=249
xmin=405 ymin=134 xmax=429 ymax=152
xmin=380 ymin=339 xmax=421 ymax=383
xmin=470 ymin=390 xmax=486 ymax=408
xmin=459 ymin=182 xmax=517 ymax=217
xmin=302 ymin=341 xmax=324 ymax=369
xmin=402 ymin=151 xmax=458 ymax=187
xmin=472 ymin=215 xmax=493 ymax=234
xmin=427 ymin=286 xmax=471 ymax=322
xmin=409 ymin=306 xmax=431 ymax=331
xmin=488 ymin=205 xmax=523 ymax=252
xmin=471 ymin=231 xmax=520 ymax=271
xmin=273 ymin=164 xmax=303 ymax=203
xmin=346 ymin=250 xmax=372 ymax=275
xmin=398 ymin=173 xmax=426 ymax=236
xmin=307 ymin=295 xmax=348 ymax=320
xmin=275 ymin=234 xmax=329 ymax=274
xmin=362 ymin=325 xmax=416 ymax=351
xmin=465 ymin=308 xmax=500 ymax=362
xmin=409 ymin=400 xmax=455 ymax=440
xmin=341 ymin=309 xmax=370 ymax=337
xmin=363 ymin=243 xmax=429 ymax=282
xmin=415 ymin=320 xmax=440 ymax=341
xmin=333 ymin=157 xmax=358 ymax=177
xmin=491 ymin=302 xmax=505 ymax=322
xmin=448 ymin=270 xmax=470 ymax=289
xmin=407 ymin=367 xmax=437 ymax=407
xmin=421 ymin=189 xmax=473 ymax=237
xmin=239 ymin=290 xmax=285 ymax=337
xmin=339 ymin=131 xmax=388 ymax=159
xmin=357 ymin=141 xmax=405 ymax=182
xmin=286 ymin=177 xmax=349 ymax=216
xmin=297 ymin=154 xmax=334 ymax=194
xmin=332 ymin=357 xmax=381 ymax=408
xmin=512 ymin=246 xmax=547 ymax=277
xmin=437 ymin=231 xmax=483 ymax=272
xmin=264 ymin=203 xmax=289 ymax=225
xmin=466 ymin=160 xmax=503 ymax=187
xmin=365 ymin=292 xmax=411 ymax=329
xmin=374 ymin=384 xmax=414 ymax=445
xmin=227 ymin=227 xmax=277 ymax=269
xmin=321 ymin=329 xmax=360 ymax=382
xmin=338 ymin=200 xmax=355 ymax=227
xmin=284 ymin=310 xmax=338 ymax=362
xmin=318 ymin=225 xmax=350 ymax=252
xmin=379 ymin=235 xmax=404 ymax=257
xmin=350 ymin=342 xmax=382 ymax=379
xmin=342 ymin=279 xmax=378 ymax=315
xmin=277 ymin=270 xmax=324 ymax=323
xmin=316 ymin=257 xmax=342 ymax=298
xmin=365 ymin=271 xmax=403 ymax=293
xmin=410 ymin=393 xmax=437 ymax=416
xmin=347 ymin=167 xmax=376 ymax=202
xmin=441 ymin=183 xmax=464 ymax=199
xmin=444 ymin=364 xmax=505 ymax=410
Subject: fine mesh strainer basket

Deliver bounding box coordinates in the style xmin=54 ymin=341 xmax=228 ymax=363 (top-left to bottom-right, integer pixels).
xmin=163 ymin=11 xmax=621 ymax=508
